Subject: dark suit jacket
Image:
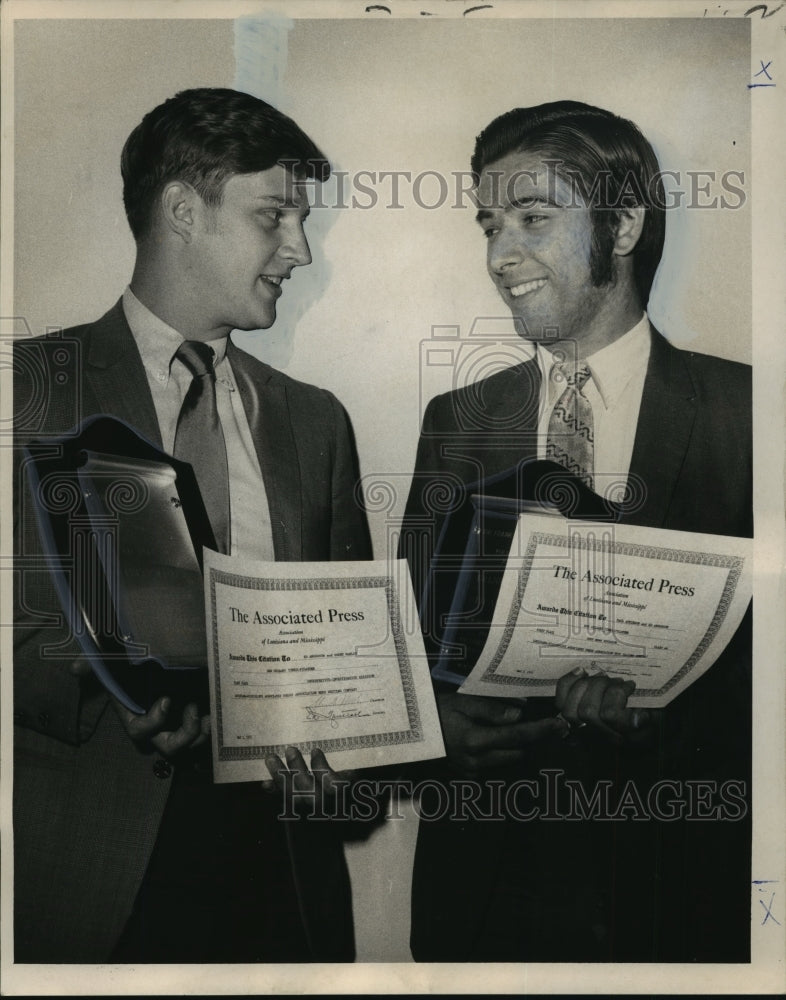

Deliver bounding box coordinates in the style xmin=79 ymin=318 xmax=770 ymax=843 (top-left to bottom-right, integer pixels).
xmin=400 ymin=328 xmax=752 ymax=962
xmin=13 ymin=300 xmax=371 ymax=962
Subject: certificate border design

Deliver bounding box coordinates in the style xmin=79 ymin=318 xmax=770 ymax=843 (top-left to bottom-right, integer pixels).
xmin=207 ymin=568 xmax=424 ymax=760
xmin=477 ymin=532 xmax=744 ymax=697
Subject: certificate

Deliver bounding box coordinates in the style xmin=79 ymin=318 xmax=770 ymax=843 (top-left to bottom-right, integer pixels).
xmin=459 ymin=514 xmax=752 ymax=708
xmin=203 ymin=550 xmax=445 ymax=782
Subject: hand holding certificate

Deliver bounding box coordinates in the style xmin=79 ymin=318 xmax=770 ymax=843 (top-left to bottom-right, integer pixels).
xmin=458 ymin=513 xmax=752 ymax=708
xmin=203 ymin=551 xmax=445 ymax=781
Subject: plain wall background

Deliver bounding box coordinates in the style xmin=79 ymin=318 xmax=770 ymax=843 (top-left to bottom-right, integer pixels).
xmin=12 ymin=13 xmax=751 ymax=963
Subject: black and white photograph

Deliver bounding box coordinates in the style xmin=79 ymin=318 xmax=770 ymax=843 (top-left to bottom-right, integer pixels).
xmin=1 ymin=0 xmax=784 ymax=994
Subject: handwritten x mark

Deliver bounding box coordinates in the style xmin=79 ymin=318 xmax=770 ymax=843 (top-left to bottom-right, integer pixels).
xmin=759 ymin=893 xmax=781 ymax=926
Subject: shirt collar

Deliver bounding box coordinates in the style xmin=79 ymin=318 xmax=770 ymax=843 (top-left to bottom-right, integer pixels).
xmin=537 ymin=313 xmax=650 ymax=410
xmin=122 ymin=286 xmax=229 ymax=382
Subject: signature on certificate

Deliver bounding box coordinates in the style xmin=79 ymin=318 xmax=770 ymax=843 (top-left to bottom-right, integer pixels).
xmin=304 ymin=705 xmax=365 ymax=727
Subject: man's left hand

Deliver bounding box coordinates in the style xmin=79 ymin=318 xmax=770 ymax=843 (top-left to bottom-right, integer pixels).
xmin=555 ymin=667 xmax=653 ymax=743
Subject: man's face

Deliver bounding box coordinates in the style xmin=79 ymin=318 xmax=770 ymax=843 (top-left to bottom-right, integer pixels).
xmin=475 ymin=150 xmax=617 ymax=355
xmin=192 ymin=164 xmax=312 ymax=335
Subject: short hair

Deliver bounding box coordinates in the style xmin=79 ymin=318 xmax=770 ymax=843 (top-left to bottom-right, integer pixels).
xmin=471 ymin=100 xmax=666 ymax=306
xmin=121 ymin=87 xmax=331 ymax=240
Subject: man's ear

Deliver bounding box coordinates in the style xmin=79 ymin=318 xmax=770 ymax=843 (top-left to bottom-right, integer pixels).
xmin=160 ymin=181 xmax=198 ymax=244
xmin=613 ymin=206 xmax=646 ymax=256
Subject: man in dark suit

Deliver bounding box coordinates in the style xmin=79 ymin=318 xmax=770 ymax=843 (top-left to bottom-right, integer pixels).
xmin=400 ymin=101 xmax=751 ymax=962
xmin=13 ymin=88 xmax=371 ymax=963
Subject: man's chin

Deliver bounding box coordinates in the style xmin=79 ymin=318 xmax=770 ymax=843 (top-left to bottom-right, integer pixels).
xmin=505 ymin=311 xmax=544 ymax=342
xmin=237 ymin=311 xmax=276 ymax=333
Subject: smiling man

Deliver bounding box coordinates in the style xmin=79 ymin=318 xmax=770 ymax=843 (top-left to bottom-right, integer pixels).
xmin=13 ymin=88 xmax=370 ymax=963
xmin=400 ymin=101 xmax=752 ymax=962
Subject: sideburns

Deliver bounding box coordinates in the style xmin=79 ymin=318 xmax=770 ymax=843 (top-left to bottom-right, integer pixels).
xmin=589 ymin=210 xmax=620 ymax=288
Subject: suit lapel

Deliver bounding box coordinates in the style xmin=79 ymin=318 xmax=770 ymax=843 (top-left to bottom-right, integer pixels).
xmin=228 ymin=340 xmax=303 ymax=561
xmin=497 ymin=356 xmax=541 ymax=436
xmin=625 ymin=328 xmax=697 ymax=528
xmin=84 ymin=300 xmax=163 ymax=449
xmin=452 ymin=357 xmax=541 ymax=475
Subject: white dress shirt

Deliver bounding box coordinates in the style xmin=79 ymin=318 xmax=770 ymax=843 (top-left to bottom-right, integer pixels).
xmin=533 ymin=314 xmax=651 ymax=496
xmin=122 ymin=286 xmax=275 ymax=560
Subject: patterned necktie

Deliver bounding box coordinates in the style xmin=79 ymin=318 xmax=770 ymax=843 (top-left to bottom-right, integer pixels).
xmin=546 ymin=362 xmax=595 ymax=491
xmin=173 ymin=340 xmax=230 ymax=553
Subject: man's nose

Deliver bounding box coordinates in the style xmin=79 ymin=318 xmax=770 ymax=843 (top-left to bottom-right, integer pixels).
xmin=279 ymin=224 xmax=312 ymax=267
xmin=489 ymin=228 xmax=526 ymax=275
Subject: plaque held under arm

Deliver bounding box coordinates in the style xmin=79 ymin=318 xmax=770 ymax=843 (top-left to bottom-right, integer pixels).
xmin=24 ymin=414 xmax=216 ymax=714
xmin=423 ymin=459 xmax=620 ymax=686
